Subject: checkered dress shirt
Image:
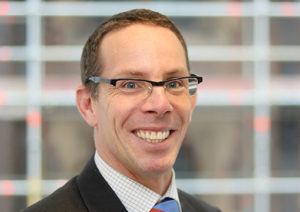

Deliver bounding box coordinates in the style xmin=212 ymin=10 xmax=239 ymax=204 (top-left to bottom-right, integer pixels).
xmin=94 ymin=152 xmax=181 ymax=212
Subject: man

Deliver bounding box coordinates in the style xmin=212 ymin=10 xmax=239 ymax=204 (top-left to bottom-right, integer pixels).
xmin=23 ymin=9 xmax=220 ymax=212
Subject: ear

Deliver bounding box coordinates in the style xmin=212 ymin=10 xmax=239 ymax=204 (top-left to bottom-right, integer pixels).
xmin=76 ymin=85 xmax=98 ymax=127
xmin=188 ymin=94 xmax=197 ymax=123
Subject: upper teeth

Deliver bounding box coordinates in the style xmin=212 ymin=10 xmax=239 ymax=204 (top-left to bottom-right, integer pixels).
xmin=136 ymin=130 xmax=170 ymax=143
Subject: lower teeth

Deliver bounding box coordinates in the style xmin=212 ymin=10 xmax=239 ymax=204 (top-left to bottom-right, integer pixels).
xmin=146 ymin=139 xmax=163 ymax=143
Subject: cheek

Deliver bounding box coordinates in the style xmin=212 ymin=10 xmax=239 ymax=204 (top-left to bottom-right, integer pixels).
xmin=173 ymin=99 xmax=193 ymax=123
xmin=107 ymin=97 xmax=140 ymax=132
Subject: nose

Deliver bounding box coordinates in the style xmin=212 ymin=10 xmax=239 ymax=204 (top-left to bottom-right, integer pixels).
xmin=141 ymin=86 xmax=174 ymax=117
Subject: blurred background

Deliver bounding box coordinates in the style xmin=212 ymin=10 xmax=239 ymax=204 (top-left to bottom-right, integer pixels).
xmin=1 ymin=0 xmax=300 ymax=211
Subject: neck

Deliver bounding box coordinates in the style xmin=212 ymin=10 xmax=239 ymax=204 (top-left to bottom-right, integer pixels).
xmin=130 ymin=170 xmax=173 ymax=195
xmin=96 ymin=149 xmax=173 ymax=195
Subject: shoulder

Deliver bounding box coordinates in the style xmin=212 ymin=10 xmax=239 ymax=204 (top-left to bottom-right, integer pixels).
xmin=22 ymin=176 xmax=87 ymax=212
xmin=178 ymin=189 xmax=221 ymax=212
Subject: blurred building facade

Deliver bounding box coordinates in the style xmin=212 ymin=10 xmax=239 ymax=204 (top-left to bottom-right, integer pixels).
xmin=0 ymin=0 xmax=300 ymax=211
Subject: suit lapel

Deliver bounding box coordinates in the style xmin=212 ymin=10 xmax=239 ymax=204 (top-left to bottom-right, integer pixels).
xmin=76 ymin=157 xmax=127 ymax=212
xmin=178 ymin=189 xmax=201 ymax=212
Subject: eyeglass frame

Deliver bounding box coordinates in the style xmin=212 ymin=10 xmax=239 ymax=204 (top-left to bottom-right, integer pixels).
xmin=87 ymin=74 xmax=203 ymax=96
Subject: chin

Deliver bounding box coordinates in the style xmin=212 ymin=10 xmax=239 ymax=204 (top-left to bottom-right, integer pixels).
xmin=142 ymin=159 xmax=174 ymax=175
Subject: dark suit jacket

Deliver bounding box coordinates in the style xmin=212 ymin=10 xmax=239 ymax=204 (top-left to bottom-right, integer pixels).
xmin=22 ymin=157 xmax=220 ymax=212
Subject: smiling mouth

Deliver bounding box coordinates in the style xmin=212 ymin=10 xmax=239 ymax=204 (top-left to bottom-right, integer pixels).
xmin=135 ymin=130 xmax=170 ymax=143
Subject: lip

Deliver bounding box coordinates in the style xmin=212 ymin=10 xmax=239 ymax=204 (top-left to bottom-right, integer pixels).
xmin=132 ymin=126 xmax=173 ymax=132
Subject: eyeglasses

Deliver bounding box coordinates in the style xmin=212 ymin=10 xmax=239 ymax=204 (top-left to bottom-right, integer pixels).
xmin=88 ymin=74 xmax=202 ymax=97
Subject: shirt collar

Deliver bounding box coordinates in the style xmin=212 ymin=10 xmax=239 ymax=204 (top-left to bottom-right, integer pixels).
xmin=94 ymin=151 xmax=181 ymax=212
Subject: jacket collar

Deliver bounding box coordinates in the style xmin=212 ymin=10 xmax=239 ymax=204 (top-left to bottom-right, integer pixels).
xmin=76 ymin=157 xmax=127 ymax=212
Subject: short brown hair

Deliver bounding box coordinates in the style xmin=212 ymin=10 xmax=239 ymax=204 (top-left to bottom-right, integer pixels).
xmin=80 ymin=9 xmax=189 ymax=98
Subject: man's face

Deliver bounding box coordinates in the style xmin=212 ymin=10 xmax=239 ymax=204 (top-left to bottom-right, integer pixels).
xmin=91 ymin=24 xmax=196 ymax=180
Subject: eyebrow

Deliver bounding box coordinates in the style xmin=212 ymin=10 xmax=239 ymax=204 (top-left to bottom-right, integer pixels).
xmin=114 ymin=69 xmax=189 ymax=79
xmin=164 ymin=69 xmax=189 ymax=78
xmin=113 ymin=70 xmax=144 ymax=78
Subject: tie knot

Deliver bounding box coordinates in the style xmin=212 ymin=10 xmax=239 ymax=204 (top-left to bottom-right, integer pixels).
xmin=150 ymin=198 xmax=179 ymax=212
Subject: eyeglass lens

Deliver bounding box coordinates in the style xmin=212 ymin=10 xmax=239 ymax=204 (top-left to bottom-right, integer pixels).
xmin=115 ymin=78 xmax=198 ymax=97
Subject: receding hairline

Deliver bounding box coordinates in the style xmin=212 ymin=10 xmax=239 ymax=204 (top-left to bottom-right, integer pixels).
xmin=97 ymin=23 xmax=189 ymax=75
xmin=80 ymin=9 xmax=190 ymax=98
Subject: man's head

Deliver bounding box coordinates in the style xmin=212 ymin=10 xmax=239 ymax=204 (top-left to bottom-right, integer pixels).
xmin=80 ymin=9 xmax=189 ymax=98
xmin=76 ymin=9 xmax=197 ymax=194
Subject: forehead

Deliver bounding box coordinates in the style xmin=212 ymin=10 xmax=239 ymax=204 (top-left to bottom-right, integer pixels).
xmin=98 ymin=24 xmax=188 ymax=78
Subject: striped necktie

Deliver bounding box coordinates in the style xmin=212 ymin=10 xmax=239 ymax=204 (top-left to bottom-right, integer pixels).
xmin=150 ymin=198 xmax=180 ymax=212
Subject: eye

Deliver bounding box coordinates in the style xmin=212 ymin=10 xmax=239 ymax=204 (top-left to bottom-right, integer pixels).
xmin=125 ymin=81 xmax=137 ymax=89
xmin=166 ymin=80 xmax=183 ymax=89
xmin=118 ymin=80 xmax=141 ymax=90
